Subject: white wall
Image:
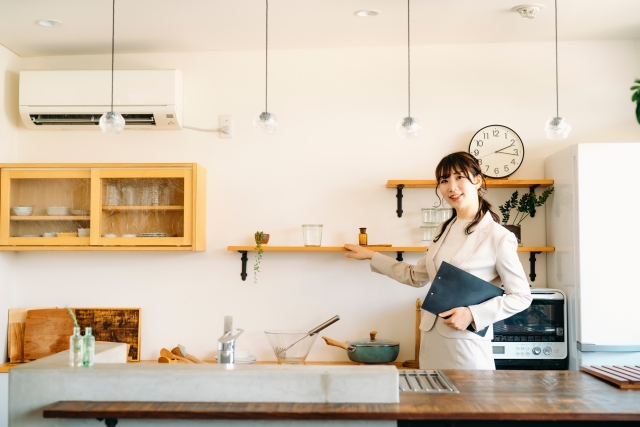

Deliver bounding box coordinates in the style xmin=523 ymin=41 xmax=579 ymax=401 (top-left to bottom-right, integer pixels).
xmin=0 ymin=42 xmax=20 ymax=427
xmin=7 ymin=40 xmax=640 ymax=363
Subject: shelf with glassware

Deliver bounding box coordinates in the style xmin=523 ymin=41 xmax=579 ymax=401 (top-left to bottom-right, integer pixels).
xmin=387 ymin=179 xmax=554 ymax=218
xmin=227 ymin=245 xmax=554 ymax=281
xmin=0 ymin=163 xmax=206 ymax=251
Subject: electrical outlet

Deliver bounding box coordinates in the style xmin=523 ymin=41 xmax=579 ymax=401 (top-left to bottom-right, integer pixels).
xmin=219 ymin=115 xmax=233 ymax=139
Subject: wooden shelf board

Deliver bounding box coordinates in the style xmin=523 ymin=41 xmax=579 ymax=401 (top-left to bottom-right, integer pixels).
xmin=228 ymin=245 xmax=554 ymax=253
xmin=10 ymin=216 xmax=90 ymax=221
xmin=102 ymin=206 xmax=184 ymax=211
xmin=386 ymin=179 xmax=554 ymax=189
xmin=0 ymin=246 xmax=193 ymax=251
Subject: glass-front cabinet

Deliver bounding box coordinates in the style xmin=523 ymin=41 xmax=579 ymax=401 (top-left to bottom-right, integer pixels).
xmin=0 ymin=164 xmax=205 ymax=251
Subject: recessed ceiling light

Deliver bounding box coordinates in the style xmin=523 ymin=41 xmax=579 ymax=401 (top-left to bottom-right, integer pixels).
xmin=354 ymin=10 xmax=380 ymax=17
xmin=35 ymin=20 xmax=62 ymax=27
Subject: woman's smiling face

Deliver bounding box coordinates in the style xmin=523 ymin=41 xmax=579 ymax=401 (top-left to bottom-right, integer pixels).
xmin=438 ymin=169 xmax=480 ymax=213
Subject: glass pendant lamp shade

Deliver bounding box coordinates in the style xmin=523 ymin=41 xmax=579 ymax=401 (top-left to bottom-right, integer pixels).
xmin=545 ymin=116 xmax=571 ymax=139
xmin=396 ymin=117 xmax=421 ymax=139
xmin=99 ymin=111 xmax=125 ymax=134
xmin=253 ymin=112 xmax=277 ymax=134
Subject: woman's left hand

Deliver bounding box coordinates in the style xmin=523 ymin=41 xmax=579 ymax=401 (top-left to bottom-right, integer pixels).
xmin=438 ymin=307 xmax=474 ymax=331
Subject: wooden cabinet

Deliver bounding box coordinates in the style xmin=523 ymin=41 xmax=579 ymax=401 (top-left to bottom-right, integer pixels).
xmin=0 ymin=163 xmax=205 ymax=251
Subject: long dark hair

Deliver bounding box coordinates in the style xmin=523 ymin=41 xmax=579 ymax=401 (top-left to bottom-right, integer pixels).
xmin=432 ymin=151 xmax=500 ymax=242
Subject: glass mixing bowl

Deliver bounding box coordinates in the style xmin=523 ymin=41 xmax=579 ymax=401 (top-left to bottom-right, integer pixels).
xmin=264 ymin=330 xmax=318 ymax=364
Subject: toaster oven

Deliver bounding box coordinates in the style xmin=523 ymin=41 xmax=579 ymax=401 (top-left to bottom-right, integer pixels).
xmin=492 ymin=289 xmax=568 ymax=370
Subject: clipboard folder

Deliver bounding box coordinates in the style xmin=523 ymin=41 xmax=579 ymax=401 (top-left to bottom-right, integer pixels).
xmin=421 ymin=261 xmax=504 ymax=337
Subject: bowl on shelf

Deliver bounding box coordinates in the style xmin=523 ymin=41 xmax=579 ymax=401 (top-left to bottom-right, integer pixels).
xmin=43 ymin=232 xmax=57 ymax=238
xmin=11 ymin=206 xmax=34 ymax=216
xmin=122 ymin=234 xmax=137 ymax=238
xmin=264 ymin=330 xmax=319 ymax=364
xmin=46 ymin=207 xmax=70 ymax=216
xmin=102 ymin=233 xmax=117 ymax=238
xmin=71 ymin=209 xmax=90 ymax=216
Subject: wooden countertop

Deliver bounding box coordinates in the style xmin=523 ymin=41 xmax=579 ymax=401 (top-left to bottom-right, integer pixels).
xmin=41 ymin=370 xmax=640 ymax=422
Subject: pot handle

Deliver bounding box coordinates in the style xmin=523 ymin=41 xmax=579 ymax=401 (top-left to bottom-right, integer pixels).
xmin=322 ymin=336 xmax=352 ymax=352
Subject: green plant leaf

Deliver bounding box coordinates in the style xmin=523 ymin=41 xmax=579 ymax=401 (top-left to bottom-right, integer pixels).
xmin=633 ymin=92 xmax=639 ymax=103
xmin=631 ymin=86 xmax=640 ymax=91
xmin=636 ymin=102 xmax=640 ymax=125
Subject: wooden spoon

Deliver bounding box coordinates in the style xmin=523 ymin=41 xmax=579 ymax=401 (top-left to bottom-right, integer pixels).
xmin=158 ymin=356 xmax=178 ymax=363
xmin=160 ymin=348 xmax=194 ymax=363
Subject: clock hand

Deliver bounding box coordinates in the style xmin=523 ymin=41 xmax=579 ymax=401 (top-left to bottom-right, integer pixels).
xmin=495 ymin=152 xmax=519 ymax=156
xmin=494 ymin=143 xmax=515 ymax=154
xmin=477 ymin=145 xmax=516 ymax=159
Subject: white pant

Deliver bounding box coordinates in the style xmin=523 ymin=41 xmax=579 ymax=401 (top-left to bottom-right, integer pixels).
xmin=419 ymin=317 xmax=496 ymax=370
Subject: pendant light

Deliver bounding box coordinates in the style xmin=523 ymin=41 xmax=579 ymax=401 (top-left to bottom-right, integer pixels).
xmin=253 ymin=0 xmax=277 ymax=134
xmin=544 ymin=0 xmax=571 ymax=139
xmin=99 ymin=0 xmax=125 ymax=134
xmin=396 ymin=0 xmax=421 ymax=139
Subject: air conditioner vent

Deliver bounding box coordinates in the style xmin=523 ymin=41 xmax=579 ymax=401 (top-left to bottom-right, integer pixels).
xmin=29 ymin=114 xmax=156 ymax=126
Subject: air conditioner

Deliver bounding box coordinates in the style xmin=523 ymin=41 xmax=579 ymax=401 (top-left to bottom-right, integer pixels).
xmin=19 ymin=69 xmax=183 ymax=130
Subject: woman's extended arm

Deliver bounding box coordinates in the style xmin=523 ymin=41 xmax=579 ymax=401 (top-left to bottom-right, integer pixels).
xmin=345 ymin=244 xmax=431 ymax=288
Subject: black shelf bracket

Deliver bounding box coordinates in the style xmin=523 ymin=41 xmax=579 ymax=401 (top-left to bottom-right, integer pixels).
xmin=238 ymin=251 xmax=248 ymax=281
xmin=97 ymin=419 xmax=118 ymax=427
xmin=396 ymin=251 xmax=404 ymax=262
xmin=529 ymin=251 xmax=542 ymax=282
xmin=395 ymin=184 xmax=404 ymax=218
xmin=529 ymin=184 xmax=540 ymax=218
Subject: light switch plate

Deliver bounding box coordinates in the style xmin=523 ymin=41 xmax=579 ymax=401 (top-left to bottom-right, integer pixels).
xmin=219 ymin=115 xmax=233 ymax=139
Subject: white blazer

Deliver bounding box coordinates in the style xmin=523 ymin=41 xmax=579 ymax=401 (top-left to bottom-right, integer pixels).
xmin=370 ymin=213 xmax=532 ymax=341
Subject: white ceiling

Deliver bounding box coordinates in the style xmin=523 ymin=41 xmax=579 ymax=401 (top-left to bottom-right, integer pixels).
xmin=1 ymin=0 xmax=640 ymax=57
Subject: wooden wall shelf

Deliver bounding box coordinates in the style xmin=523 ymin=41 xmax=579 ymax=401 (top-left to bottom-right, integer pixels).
xmin=387 ymin=179 xmax=554 ymax=218
xmin=227 ymin=246 xmax=554 ymax=282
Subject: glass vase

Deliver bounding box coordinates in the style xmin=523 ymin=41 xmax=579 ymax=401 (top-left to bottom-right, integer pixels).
xmin=82 ymin=326 xmax=95 ymax=367
xmin=69 ymin=326 xmax=84 ymax=367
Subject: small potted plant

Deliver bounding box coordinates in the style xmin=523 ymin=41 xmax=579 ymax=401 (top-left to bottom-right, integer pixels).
xmin=631 ymin=78 xmax=640 ymax=124
xmin=499 ymin=188 xmax=554 ymax=246
xmin=254 ymin=231 xmax=269 ymax=284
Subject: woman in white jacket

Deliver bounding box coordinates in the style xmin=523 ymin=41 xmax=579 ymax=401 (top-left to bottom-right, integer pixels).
xmin=345 ymin=152 xmax=532 ymax=369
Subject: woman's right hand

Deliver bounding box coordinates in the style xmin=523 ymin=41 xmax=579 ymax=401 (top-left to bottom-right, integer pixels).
xmin=344 ymin=244 xmax=375 ymax=260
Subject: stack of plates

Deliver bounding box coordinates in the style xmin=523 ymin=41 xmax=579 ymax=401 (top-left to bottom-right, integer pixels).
xmin=78 ymin=228 xmax=90 ymax=237
xmin=18 ymin=234 xmax=40 ymax=238
xmin=47 ymin=207 xmax=70 ymax=216
xmin=71 ymin=209 xmax=90 ymax=216
xmin=11 ymin=206 xmax=33 ymax=216
xmin=140 ymin=232 xmax=168 ymax=238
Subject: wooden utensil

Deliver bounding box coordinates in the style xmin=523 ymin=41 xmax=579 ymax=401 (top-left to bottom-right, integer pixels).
xmin=157 ymin=356 xmax=179 ymax=364
xmin=403 ymin=298 xmax=421 ymax=369
xmin=23 ymin=309 xmax=75 ymax=360
xmin=172 ymin=346 xmax=205 ymax=363
xmin=160 ymin=348 xmax=194 ymax=363
xmin=9 ymin=323 xmax=25 ymax=363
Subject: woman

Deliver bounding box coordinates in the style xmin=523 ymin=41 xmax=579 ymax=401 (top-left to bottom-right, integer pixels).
xmin=345 ymin=151 xmax=532 ymax=369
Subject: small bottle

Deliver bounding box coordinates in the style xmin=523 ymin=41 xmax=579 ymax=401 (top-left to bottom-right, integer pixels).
xmin=82 ymin=327 xmax=95 ymax=368
xmin=69 ymin=326 xmax=84 ymax=367
xmin=358 ymin=228 xmax=368 ymax=245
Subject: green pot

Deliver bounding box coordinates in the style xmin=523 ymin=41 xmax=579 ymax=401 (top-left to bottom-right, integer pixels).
xmin=323 ymin=331 xmax=399 ymax=364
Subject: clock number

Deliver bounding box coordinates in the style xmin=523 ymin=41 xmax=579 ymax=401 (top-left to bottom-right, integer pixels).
xmin=494 ymin=168 xmax=499 ymax=175
xmin=493 ymin=129 xmax=499 ymax=137
xmin=514 ymin=149 xmax=518 ymax=155
xmin=483 ymin=132 xmax=489 ymax=139
xmin=504 ymin=165 xmax=509 ymax=172
xmin=511 ymin=159 xmax=516 ymax=165
xmin=473 ymin=149 xmax=479 ymax=156
xmin=505 ymin=132 xmax=508 ymax=139
xmin=476 ymin=140 xmax=483 ymax=147
xmin=485 ymin=165 xmax=489 ymax=173
xmin=478 ymin=159 xmax=482 ymax=165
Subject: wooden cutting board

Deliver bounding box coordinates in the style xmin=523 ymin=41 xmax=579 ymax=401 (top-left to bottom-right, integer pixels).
xmin=73 ymin=308 xmax=141 ymax=361
xmin=580 ymin=365 xmax=640 ymax=389
xmin=23 ymin=308 xmax=75 ymax=360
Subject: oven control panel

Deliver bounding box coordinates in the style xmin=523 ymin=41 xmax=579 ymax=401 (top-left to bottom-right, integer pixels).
xmin=492 ymin=341 xmax=567 ymax=359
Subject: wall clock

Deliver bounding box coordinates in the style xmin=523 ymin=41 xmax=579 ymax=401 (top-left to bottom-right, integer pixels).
xmin=468 ymin=125 xmax=524 ymax=178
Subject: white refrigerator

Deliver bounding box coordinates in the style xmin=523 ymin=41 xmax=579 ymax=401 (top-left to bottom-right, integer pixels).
xmin=545 ymin=143 xmax=640 ymax=370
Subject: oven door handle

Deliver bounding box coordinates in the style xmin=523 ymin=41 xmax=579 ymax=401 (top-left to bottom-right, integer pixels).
xmin=577 ymin=342 xmax=640 ymax=352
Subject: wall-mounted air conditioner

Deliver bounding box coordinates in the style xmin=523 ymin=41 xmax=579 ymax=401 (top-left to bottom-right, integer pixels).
xmin=19 ymin=69 xmax=183 ymax=130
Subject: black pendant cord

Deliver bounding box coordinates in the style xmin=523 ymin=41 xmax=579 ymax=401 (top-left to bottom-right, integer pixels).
xmin=554 ymin=0 xmax=558 ymax=118
xmin=111 ymin=0 xmax=115 ymax=114
xmin=407 ymin=0 xmax=411 ymax=118
xmin=265 ymin=0 xmax=268 ymax=114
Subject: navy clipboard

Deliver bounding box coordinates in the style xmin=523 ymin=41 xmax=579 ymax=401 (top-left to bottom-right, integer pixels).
xmin=421 ymin=261 xmax=504 ymax=337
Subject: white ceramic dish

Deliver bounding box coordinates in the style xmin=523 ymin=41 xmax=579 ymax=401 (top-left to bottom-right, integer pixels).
xmin=102 ymin=233 xmax=117 ymax=238
xmin=122 ymin=234 xmax=137 ymax=238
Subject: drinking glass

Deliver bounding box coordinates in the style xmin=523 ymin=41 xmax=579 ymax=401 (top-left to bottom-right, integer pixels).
xmin=421 ymin=225 xmax=438 ymax=241
xmin=105 ymin=183 xmax=120 ymax=206
xmin=421 ymin=208 xmax=437 ymax=224
xmin=302 ymin=224 xmax=323 ymax=247
xmin=122 ymin=185 xmax=136 ymax=206
xmin=436 ymin=208 xmax=453 ymax=224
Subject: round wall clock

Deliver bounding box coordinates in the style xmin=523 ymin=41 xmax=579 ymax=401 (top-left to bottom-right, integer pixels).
xmin=468 ymin=125 xmax=524 ymax=179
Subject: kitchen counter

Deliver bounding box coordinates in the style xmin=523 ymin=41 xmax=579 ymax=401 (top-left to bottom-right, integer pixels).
xmin=41 ymin=369 xmax=640 ymax=425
